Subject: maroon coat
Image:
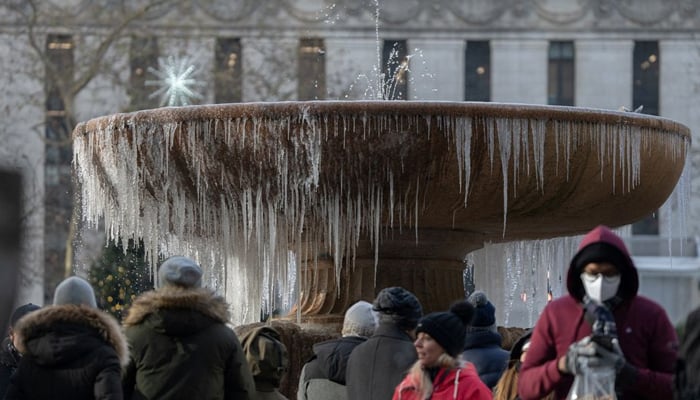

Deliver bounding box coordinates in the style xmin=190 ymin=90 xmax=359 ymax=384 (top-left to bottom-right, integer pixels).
xmin=518 ymin=226 xmax=678 ymax=400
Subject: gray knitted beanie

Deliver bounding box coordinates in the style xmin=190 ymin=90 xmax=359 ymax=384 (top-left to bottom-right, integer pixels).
xmin=157 ymin=256 xmax=203 ymax=288
xmin=341 ymin=301 xmax=377 ymax=338
xmin=53 ymin=276 xmax=97 ymax=308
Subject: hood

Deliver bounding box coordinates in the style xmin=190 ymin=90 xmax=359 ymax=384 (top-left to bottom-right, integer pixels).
xmin=123 ymin=286 xmax=230 ymax=336
xmin=14 ymin=304 xmax=128 ymax=367
xmin=312 ymin=336 xmax=365 ymax=384
xmin=567 ymin=225 xmax=638 ymax=302
xmin=463 ymin=329 xmax=502 ymax=350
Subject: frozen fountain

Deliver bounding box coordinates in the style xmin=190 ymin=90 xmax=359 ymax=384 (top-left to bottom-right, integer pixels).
xmin=73 ymin=100 xmax=690 ymax=325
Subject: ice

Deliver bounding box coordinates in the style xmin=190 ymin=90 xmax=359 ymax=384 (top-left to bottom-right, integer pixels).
xmin=72 ymin=108 xmax=691 ymax=325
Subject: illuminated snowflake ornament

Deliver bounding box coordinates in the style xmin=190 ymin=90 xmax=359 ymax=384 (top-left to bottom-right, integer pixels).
xmin=146 ymin=55 xmax=205 ymax=107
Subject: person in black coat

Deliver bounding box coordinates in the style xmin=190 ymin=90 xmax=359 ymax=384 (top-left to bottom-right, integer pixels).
xmin=461 ymin=291 xmax=509 ymax=389
xmin=345 ymin=287 xmax=423 ymax=400
xmin=298 ymin=300 xmax=377 ymax=400
xmin=5 ymin=276 xmax=128 ymax=400
xmin=0 ymin=303 xmax=40 ymax=399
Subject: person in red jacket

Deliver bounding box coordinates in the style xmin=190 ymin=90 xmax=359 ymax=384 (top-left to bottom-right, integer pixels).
xmin=518 ymin=225 xmax=678 ymax=400
xmin=393 ymin=300 xmax=492 ymax=400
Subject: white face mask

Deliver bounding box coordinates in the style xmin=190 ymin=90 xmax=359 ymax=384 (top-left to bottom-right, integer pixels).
xmin=580 ymin=272 xmax=621 ymax=303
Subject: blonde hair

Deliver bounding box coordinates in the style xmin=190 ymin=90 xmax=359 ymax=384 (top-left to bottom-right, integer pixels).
xmin=398 ymin=353 xmax=462 ymax=400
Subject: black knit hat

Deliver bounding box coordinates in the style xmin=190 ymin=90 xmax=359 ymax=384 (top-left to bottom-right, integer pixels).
xmin=416 ymin=300 xmax=474 ymax=357
xmin=373 ymin=286 xmax=423 ymax=331
xmin=10 ymin=303 xmax=40 ymax=328
xmin=573 ymin=242 xmax=628 ymax=274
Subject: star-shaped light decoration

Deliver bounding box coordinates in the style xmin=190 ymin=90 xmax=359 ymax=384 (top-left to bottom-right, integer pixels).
xmin=146 ymin=55 xmax=205 ymax=107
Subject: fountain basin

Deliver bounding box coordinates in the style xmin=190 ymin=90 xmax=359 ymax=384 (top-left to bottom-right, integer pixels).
xmin=73 ymin=101 xmax=690 ymax=318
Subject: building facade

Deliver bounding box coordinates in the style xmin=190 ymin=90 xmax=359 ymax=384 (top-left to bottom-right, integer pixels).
xmin=1 ymin=0 xmax=699 ymax=323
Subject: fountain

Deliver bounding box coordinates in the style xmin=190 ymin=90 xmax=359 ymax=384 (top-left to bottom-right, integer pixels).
xmin=72 ymin=100 xmax=690 ymax=325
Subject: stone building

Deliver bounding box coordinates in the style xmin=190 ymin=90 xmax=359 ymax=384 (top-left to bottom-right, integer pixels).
xmin=0 ymin=0 xmax=698 ymax=325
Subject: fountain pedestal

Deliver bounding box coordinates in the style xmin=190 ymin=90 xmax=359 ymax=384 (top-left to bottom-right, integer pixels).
xmin=294 ymin=229 xmax=485 ymax=324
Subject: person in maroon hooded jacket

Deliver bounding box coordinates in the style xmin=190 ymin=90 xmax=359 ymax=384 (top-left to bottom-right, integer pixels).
xmin=518 ymin=225 xmax=678 ymax=400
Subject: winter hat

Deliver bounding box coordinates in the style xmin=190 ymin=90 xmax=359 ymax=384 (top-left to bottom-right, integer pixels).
xmin=157 ymin=256 xmax=203 ymax=288
xmin=53 ymin=276 xmax=97 ymax=308
xmin=466 ymin=291 xmax=497 ymax=332
xmin=9 ymin=303 xmax=40 ymax=328
xmin=342 ymin=300 xmax=377 ymax=338
xmin=416 ymin=301 xmax=474 ymax=357
xmin=567 ymin=225 xmax=638 ymax=301
xmin=373 ymin=286 xmax=423 ymax=331
xmin=573 ymin=242 xmax=628 ymax=275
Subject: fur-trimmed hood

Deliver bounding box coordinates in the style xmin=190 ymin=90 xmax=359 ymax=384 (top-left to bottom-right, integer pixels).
xmin=14 ymin=304 xmax=129 ymax=367
xmin=123 ymin=286 xmax=230 ymax=334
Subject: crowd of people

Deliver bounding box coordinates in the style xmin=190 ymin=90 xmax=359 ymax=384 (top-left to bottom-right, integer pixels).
xmin=1 ymin=225 xmax=698 ymax=399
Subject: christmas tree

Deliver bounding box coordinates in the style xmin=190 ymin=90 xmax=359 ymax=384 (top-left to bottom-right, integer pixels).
xmin=89 ymin=238 xmax=155 ymax=319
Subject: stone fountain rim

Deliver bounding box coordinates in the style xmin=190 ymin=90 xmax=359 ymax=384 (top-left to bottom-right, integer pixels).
xmin=73 ymin=100 xmax=691 ymax=139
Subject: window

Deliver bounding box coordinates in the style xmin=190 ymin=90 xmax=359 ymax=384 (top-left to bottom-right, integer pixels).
xmin=633 ymin=41 xmax=659 ymax=116
xmin=298 ymin=38 xmax=326 ymax=100
xmin=382 ymin=39 xmax=408 ymax=100
xmin=215 ymin=38 xmax=242 ymax=103
xmin=548 ymin=41 xmax=575 ymax=106
xmin=632 ymin=41 xmax=660 ymax=235
xmin=44 ymin=34 xmax=75 ymax=295
xmin=45 ymin=34 xmax=74 ymax=169
xmin=464 ymin=41 xmax=490 ymax=101
xmin=129 ymin=36 xmax=159 ymax=110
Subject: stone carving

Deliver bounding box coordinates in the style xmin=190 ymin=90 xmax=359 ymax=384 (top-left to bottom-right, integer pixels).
xmin=532 ymin=0 xmax=593 ymax=24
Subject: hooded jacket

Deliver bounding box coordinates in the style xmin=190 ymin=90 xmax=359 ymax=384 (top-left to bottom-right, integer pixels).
xmin=122 ymin=286 xmax=255 ymax=400
xmin=346 ymin=322 xmax=417 ymax=400
xmin=392 ymin=363 xmax=492 ymax=400
xmin=297 ymin=335 xmax=366 ymax=400
xmin=4 ymin=304 xmax=128 ymax=400
xmin=518 ymin=225 xmax=678 ymax=400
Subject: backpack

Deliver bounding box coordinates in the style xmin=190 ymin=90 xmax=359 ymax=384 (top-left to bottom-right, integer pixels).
xmin=240 ymin=326 xmax=290 ymax=390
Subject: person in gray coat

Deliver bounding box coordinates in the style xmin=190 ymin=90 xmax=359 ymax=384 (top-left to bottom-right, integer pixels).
xmin=298 ymin=301 xmax=377 ymax=400
xmin=462 ymin=290 xmax=509 ymax=389
xmin=345 ymin=287 xmax=423 ymax=400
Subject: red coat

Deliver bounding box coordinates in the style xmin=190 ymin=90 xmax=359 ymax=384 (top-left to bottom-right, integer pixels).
xmin=393 ymin=363 xmax=492 ymax=400
xmin=518 ymin=225 xmax=678 ymax=400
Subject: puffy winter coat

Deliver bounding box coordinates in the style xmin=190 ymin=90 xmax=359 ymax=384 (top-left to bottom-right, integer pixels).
xmin=462 ymin=329 xmax=509 ymax=388
xmin=122 ymin=286 xmax=255 ymax=400
xmin=393 ymin=363 xmax=492 ymax=400
xmin=297 ymin=336 xmax=366 ymax=400
xmin=5 ymin=304 xmax=128 ymax=400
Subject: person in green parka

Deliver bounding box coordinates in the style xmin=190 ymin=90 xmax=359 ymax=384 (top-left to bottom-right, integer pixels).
xmin=122 ymin=256 xmax=255 ymax=400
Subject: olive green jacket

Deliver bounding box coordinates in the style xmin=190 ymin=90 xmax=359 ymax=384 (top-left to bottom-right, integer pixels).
xmin=122 ymin=286 xmax=255 ymax=400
